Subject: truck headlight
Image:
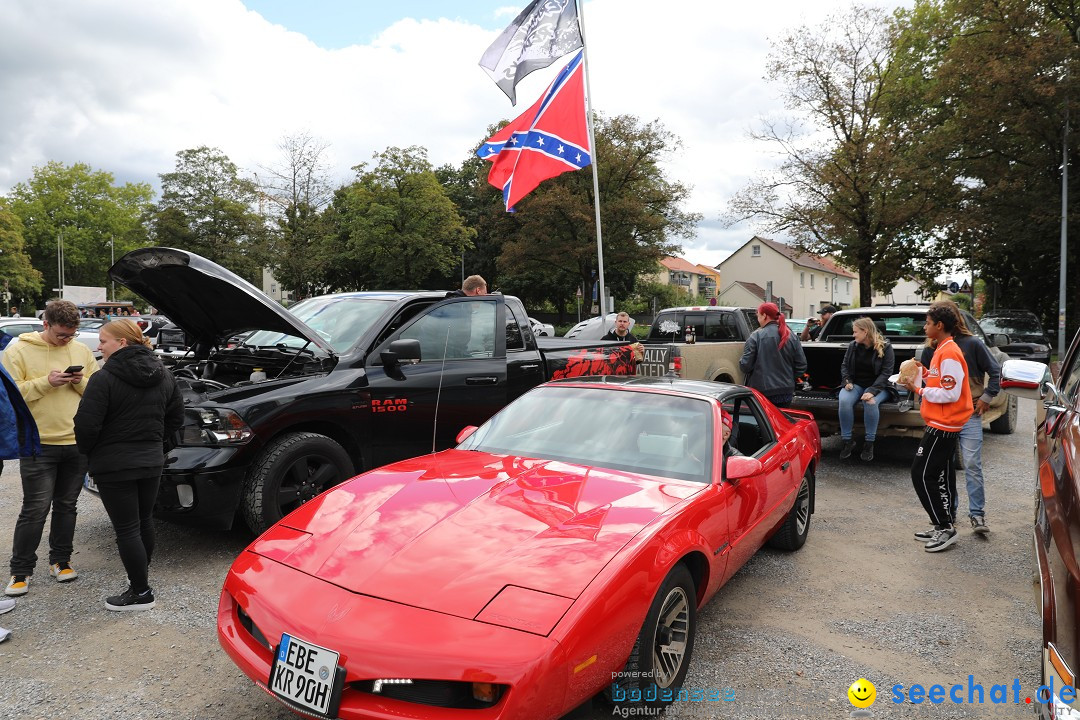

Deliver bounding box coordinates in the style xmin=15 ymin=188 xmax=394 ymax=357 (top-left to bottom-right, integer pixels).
xmin=180 ymin=408 xmax=253 ymax=445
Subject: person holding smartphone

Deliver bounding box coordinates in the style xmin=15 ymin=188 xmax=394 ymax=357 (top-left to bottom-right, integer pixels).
xmin=74 ymin=319 xmax=183 ymax=611
xmin=3 ymin=299 xmax=98 ymax=597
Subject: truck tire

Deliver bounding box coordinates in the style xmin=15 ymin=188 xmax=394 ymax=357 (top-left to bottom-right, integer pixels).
xmin=242 ymin=432 xmax=354 ymax=534
xmin=988 ymin=395 xmax=1018 ymax=435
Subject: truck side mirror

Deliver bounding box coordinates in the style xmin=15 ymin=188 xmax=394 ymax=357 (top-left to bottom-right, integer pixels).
xmin=988 ymin=333 xmax=1010 ymax=348
xmin=381 ymin=339 xmax=422 ymax=367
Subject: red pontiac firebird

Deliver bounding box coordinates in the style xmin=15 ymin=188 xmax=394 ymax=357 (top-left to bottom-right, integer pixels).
xmin=217 ymin=376 xmax=822 ymax=720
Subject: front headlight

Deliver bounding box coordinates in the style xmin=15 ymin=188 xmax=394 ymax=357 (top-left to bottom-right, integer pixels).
xmin=180 ymin=407 xmax=253 ymax=445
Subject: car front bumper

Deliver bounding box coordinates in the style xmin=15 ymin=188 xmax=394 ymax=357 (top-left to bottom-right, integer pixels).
xmin=155 ymin=446 xmax=249 ymax=528
xmin=218 ymin=550 xmax=571 ymax=720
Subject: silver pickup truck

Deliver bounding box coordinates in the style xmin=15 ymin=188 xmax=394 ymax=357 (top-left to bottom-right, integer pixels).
xmin=791 ymin=306 xmax=1018 ymax=438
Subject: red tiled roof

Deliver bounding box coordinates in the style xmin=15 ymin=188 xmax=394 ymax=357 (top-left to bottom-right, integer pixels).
xmin=731 ymin=281 xmax=793 ymax=314
xmin=746 ymin=236 xmax=857 ymax=278
xmin=660 ymin=256 xmax=703 ymax=274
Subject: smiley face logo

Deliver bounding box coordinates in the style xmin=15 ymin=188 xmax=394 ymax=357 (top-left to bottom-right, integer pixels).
xmin=848 ymin=678 xmax=876 ymax=708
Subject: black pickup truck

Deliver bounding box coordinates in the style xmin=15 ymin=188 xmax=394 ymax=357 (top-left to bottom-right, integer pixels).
xmin=791 ymin=306 xmax=1017 ymax=438
xmin=108 ymin=248 xmax=639 ymax=533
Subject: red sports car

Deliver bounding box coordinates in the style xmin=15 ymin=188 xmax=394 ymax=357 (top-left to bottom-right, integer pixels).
xmin=217 ymin=377 xmax=822 ymax=719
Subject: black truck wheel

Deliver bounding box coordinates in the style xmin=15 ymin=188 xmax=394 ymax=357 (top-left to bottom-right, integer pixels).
xmin=242 ymin=432 xmax=354 ymax=533
xmin=988 ymin=395 xmax=1018 ymax=434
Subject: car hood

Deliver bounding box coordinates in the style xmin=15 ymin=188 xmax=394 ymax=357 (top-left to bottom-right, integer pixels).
xmin=255 ymin=449 xmax=702 ymax=622
xmin=109 ymin=247 xmax=332 ymax=353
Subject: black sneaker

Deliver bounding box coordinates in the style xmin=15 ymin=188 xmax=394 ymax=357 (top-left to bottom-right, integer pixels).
xmin=840 ymin=440 xmax=856 ymax=459
xmin=970 ymin=515 xmax=990 ymax=535
xmin=925 ymin=527 xmax=958 ymax=553
xmin=105 ymin=587 xmax=155 ymax=612
xmin=860 ymin=441 xmax=874 ymax=461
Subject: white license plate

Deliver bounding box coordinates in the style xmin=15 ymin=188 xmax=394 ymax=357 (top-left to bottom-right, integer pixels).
xmin=269 ymin=633 xmax=343 ymax=718
xmin=83 ymin=473 xmax=98 ymax=493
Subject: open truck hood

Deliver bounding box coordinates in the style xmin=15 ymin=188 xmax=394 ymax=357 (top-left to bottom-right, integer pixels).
xmin=109 ymin=247 xmax=333 ymax=354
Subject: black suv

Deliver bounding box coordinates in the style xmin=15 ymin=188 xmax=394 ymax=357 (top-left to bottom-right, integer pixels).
xmin=980 ymin=310 xmax=1051 ymax=364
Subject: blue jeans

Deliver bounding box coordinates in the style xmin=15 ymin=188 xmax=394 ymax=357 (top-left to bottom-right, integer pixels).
xmin=838 ymin=385 xmax=890 ymax=441
xmin=9 ymin=445 xmax=87 ymax=576
xmin=955 ymin=413 xmax=985 ymax=517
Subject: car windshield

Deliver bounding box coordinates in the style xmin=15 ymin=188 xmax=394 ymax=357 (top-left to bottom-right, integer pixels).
xmin=981 ymin=316 xmax=1045 ymax=337
xmin=458 ymin=385 xmax=714 ymax=483
xmin=243 ymin=296 xmax=393 ymax=353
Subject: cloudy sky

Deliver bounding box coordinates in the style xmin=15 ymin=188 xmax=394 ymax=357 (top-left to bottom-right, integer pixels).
xmin=1 ymin=0 xmax=907 ymax=267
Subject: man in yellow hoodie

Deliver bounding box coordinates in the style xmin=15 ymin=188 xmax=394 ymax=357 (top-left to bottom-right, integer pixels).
xmin=3 ymin=299 xmax=98 ymax=596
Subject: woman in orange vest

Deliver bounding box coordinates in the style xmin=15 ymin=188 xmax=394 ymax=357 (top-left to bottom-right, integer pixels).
xmin=899 ymin=301 xmax=973 ymax=553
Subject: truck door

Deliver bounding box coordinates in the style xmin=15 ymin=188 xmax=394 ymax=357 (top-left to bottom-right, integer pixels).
xmin=366 ymin=296 xmax=507 ymax=467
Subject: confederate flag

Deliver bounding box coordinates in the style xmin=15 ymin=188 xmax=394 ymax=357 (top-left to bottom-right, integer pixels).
xmin=476 ymin=50 xmax=591 ymax=212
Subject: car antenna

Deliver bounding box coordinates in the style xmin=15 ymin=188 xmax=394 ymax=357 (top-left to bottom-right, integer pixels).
xmin=432 ymin=324 xmax=451 ymax=454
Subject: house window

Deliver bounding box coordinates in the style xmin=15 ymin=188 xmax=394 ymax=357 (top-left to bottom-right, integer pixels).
xmin=800 ymin=272 xmax=804 ymax=287
xmin=810 ymin=305 xmax=815 ymax=316
xmin=752 ymin=245 xmax=761 ymax=257
xmin=271 ymin=284 xmax=277 ymax=294
xmin=810 ymin=275 xmax=814 ymax=288
xmin=846 ymin=281 xmax=851 ymax=293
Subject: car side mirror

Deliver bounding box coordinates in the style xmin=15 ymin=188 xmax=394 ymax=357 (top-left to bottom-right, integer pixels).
xmin=1001 ymin=359 xmax=1053 ymax=402
xmin=381 ymin=339 xmax=422 ymax=367
xmin=456 ymin=425 xmax=479 ymax=444
xmin=988 ymin=333 xmax=1010 ymax=348
xmin=724 ymin=455 xmax=763 ymax=483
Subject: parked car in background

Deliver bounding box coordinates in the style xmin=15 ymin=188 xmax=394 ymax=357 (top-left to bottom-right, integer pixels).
xmin=529 ymin=317 xmax=555 ymax=337
xmin=218 ymin=376 xmax=820 ymax=720
xmin=787 ymin=317 xmax=810 ymax=335
xmin=999 ymin=335 xmax=1080 ymax=719
xmin=980 ymin=309 xmax=1052 ymax=364
xmin=0 ymin=317 xmax=102 ymax=360
xmin=564 ymin=312 xmax=635 ymax=340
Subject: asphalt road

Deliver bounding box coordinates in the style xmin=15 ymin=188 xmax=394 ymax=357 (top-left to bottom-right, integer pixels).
xmin=0 ymin=399 xmax=1042 ymax=720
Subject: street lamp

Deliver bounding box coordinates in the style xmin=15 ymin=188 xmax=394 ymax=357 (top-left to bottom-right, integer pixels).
xmin=109 ymin=236 xmax=115 ymax=300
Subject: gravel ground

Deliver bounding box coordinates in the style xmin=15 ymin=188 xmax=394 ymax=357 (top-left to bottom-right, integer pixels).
xmin=0 ymin=400 xmax=1043 ymax=719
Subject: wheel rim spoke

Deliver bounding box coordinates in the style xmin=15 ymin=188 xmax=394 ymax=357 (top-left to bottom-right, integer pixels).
xmin=652 ymin=587 xmax=689 ymax=686
xmin=309 ymin=462 xmax=338 ymax=489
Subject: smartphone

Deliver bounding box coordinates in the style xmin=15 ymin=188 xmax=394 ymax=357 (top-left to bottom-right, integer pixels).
xmin=63 ymin=365 xmax=84 ymax=374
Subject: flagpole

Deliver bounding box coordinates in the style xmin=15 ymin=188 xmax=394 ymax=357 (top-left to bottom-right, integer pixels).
xmin=575 ymin=0 xmax=606 ymax=318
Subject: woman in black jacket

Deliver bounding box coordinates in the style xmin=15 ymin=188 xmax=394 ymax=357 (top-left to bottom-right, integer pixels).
xmin=74 ymin=319 xmax=183 ymax=612
xmin=837 ymin=317 xmax=895 ymax=462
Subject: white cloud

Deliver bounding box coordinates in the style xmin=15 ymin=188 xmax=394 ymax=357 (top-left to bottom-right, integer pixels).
xmin=0 ymin=0 xmax=908 ymax=267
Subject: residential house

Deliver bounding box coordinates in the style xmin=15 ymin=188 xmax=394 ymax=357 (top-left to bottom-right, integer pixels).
xmin=716 ymin=281 xmax=793 ymax=315
xmin=652 ymin=256 xmax=716 ymax=298
xmin=716 ymin=236 xmax=857 ymax=319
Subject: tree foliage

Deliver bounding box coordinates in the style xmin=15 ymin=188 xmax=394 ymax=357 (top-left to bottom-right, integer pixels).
xmin=260 ymin=133 xmax=335 ymax=298
xmin=729 ymin=6 xmax=947 ymax=307
xmin=321 ymin=146 xmax=474 ymax=290
xmin=894 ymin=0 xmax=1079 ymax=332
xmin=0 ymin=206 xmax=44 ymax=307
xmin=6 ymin=161 xmax=153 ymax=305
xmin=150 ymin=146 xmax=267 ymax=284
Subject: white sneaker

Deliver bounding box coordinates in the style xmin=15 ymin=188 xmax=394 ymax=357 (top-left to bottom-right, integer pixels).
xmin=4 ymin=575 xmax=29 ymax=596
xmin=0 ymin=597 xmax=14 ymax=614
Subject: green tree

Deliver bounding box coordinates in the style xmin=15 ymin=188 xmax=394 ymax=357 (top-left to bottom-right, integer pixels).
xmin=0 ymin=206 xmax=44 ymax=307
xmin=6 ymin=161 xmax=153 ymax=305
xmin=322 ymin=146 xmax=474 ymax=290
xmin=729 ymin=5 xmax=948 ymax=308
xmin=893 ymin=0 xmax=1079 ymax=333
xmin=150 ymin=146 xmax=267 ymax=284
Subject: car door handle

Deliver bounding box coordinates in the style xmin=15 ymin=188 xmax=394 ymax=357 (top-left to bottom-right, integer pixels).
xmin=466 ymin=376 xmax=499 ymax=385
xmin=518 ymin=363 xmax=540 ymax=370
xmin=781 ymin=462 xmax=790 ymax=471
